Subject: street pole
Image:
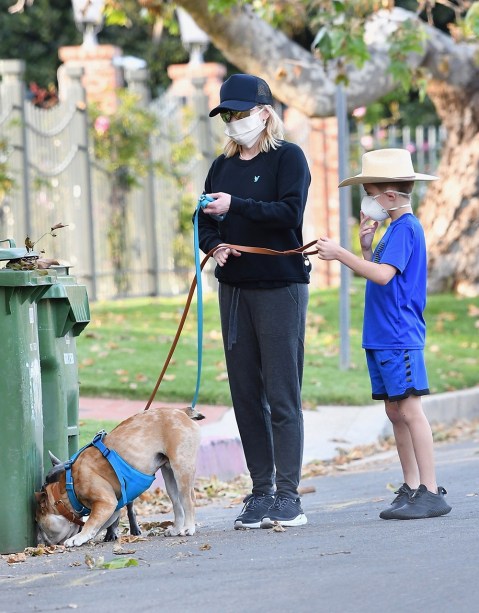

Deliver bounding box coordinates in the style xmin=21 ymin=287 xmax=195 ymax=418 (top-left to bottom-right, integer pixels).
xmin=336 ymin=84 xmax=352 ymax=370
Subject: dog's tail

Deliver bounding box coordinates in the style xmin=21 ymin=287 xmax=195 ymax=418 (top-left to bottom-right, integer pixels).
xmin=183 ymin=406 xmax=206 ymax=421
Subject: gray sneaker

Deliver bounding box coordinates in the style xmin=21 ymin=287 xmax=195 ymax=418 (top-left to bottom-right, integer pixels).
xmin=260 ymin=495 xmax=307 ymax=528
xmin=379 ymin=483 xmax=414 ymax=520
xmin=386 ymin=485 xmax=452 ymax=520
xmin=234 ymin=493 xmax=274 ymax=529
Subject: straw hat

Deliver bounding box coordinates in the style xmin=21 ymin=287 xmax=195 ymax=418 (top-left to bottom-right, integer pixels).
xmin=338 ymin=148 xmax=438 ymax=187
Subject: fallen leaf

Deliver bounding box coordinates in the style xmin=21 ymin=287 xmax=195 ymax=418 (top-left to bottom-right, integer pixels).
xmin=94 ymin=557 xmax=139 ymax=570
xmin=199 ymin=543 xmax=211 ymax=551
xmin=6 ymin=552 xmax=26 ymax=564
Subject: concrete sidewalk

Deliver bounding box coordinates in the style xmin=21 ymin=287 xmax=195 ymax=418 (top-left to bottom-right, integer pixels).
xmin=79 ymin=387 xmax=479 ymax=485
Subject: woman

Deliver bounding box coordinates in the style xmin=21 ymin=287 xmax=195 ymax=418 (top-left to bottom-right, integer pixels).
xmin=197 ymin=74 xmax=311 ymax=529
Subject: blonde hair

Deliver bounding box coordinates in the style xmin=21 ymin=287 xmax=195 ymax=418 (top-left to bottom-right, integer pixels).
xmin=223 ymin=105 xmax=284 ymax=158
xmin=375 ymin=181 xmax=415 ymax=194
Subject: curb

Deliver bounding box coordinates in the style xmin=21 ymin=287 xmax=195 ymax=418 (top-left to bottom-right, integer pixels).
xmin=80 ymin=388 xmax=479 ymax=486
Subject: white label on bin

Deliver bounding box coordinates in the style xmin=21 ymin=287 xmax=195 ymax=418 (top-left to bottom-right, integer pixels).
xmin=29 ymin=306 xmax=34 ymax=323
xmin=64 ymin=353 xmax=75 ymax=365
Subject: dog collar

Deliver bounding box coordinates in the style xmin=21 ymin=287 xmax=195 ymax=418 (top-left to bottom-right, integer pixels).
xmin=50 ymin=482 xmax=85 ymax=527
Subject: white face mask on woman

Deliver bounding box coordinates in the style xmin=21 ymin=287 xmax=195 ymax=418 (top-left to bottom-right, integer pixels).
xmin=224 ymin=109 xmax=266 ymax=148
xmin=360 ymin=190 xmax=411 ymax=222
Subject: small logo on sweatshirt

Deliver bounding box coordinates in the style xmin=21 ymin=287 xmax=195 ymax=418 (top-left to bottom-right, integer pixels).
xmin=254 ymin=175 xmax=260 ymax=183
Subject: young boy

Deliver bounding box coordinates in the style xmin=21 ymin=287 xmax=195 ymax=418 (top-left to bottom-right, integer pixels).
xmin=316 ymin=148 xmax=451 ymax=520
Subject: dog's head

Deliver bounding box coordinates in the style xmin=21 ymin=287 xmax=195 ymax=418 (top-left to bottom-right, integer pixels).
xmin=34 ymin=485 xmax=82 ymax=545
xmin=34 ymin=451 xmax=82 ymax=545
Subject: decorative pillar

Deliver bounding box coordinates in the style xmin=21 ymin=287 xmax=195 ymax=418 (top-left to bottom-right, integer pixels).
xmin=284 ymin=109 xmax=341 ymax=289
xmin=58 ymin=45 xmax=124 ymax=114
xmin=167 ymin=62 xmax=226 ymax=111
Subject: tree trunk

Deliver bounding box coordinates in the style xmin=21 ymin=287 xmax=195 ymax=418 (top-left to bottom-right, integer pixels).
xmin=419 ymin=80 xmax=479 ymax=296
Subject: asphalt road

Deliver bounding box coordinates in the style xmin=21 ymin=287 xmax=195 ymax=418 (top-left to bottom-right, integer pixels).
xmin=1 ymin=438 xmax=478 ymax=613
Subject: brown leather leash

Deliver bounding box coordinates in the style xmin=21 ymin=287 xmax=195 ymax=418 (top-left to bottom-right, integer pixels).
xmin=144 ymin=240 xmax=319 ymax=410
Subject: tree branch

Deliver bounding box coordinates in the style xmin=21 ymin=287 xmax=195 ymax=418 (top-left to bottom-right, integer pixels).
xmin=174 ymin=1 xmax=479 ymax=117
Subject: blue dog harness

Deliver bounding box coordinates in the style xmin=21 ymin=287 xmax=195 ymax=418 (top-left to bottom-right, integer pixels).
xmin=64 ymin=431 xmax=155 ymax=516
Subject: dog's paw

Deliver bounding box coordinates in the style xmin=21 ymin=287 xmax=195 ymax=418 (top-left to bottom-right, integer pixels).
xmin=103 ymin=528 xmax=119 ymax=542
xmin=64 ymin=533 xmax=91 ymax=547
xmin=164 ymin=525 xmax=195 ymax=537
xmin=164 ymin=526 xmax=182 ymax=537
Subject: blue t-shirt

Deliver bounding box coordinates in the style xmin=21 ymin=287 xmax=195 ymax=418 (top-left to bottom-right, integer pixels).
xmin=362 ymin=214 xmax=427 ymax=350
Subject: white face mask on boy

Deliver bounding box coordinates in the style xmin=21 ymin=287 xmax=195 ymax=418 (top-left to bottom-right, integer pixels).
xmin=224 ymin=109 xmax=266 ymax=148
xmin=360 ymin=190 xmax=411 ymax=222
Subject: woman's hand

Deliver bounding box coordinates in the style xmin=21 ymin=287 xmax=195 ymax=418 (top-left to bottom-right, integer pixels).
xmin=204 ymin=192 xmax=231 ymax=218
xmin=213 ymin=244 xmax=242 ymax=267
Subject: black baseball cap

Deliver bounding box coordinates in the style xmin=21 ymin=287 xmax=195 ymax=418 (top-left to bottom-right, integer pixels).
xmin=209 ymin=74 xmax=273 ymax=117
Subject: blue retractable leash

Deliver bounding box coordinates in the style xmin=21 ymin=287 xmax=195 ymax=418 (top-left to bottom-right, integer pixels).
xmin=192 ymin=194 xmax=224 ymax=408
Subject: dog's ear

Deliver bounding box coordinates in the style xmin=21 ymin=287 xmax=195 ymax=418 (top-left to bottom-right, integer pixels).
xmin=34 ymin=491 xmax=48 ymax=512
xmin=48 ymin=451 xmax=63 ymax=466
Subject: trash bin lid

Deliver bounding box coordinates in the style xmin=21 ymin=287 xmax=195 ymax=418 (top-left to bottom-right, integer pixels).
xmin=0 ymin=239 xmax=39 ymax=261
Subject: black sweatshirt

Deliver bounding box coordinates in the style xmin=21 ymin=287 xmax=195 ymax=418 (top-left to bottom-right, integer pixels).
xmin=197 ymin=141 xmax=311 ymax=288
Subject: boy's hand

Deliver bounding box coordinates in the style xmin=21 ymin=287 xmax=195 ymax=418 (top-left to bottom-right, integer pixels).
xmin=359 ymin=211 xmax=379 ymax=252
xmin=316 ymin=236 xmax=340 ymax=261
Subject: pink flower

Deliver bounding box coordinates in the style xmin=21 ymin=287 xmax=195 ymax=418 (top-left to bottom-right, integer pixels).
xmin=94 ymin=116 xmax=110 ymax=135
xmin=406 ymin=143 xmax=416 ymax=153
xmin=360 ymin=135 xmax=374 ymax=150
xmin=352 ymin=106 xmax=367 ymax=118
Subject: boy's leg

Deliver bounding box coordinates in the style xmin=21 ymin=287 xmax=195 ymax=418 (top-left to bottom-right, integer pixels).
xmin=384 ymin=400 xmax=419 ymax=489
xmin=387 ymin=395 xmax=451 ymax=520
xmin=396 ymin=395 xmax=437 ymax=493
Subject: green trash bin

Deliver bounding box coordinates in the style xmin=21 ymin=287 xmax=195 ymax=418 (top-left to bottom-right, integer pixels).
xmin=0 ymin=240 xmax=57 ymax=554
xmin=37 ymin=266 xmax=90 ymax=471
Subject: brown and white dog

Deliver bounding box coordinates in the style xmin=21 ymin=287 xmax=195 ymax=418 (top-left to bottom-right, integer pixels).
xmin=35 ymin=407 xmax=201 ymax=547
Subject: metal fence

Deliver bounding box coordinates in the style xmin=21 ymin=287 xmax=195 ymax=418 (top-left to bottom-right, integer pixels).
xmin=349 ymin=122 xmax=446 ymax=208
xmin=0 ymin=59 xmax=224 ymax=301
xmin=0 ymin=58 xmax=445 ymax=300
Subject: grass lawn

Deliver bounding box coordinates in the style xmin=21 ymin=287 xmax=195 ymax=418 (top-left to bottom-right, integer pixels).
xmin=76 ymin=278 xmax=479 ymax=408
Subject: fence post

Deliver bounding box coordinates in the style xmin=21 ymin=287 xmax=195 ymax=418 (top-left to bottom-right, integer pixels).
xmin=124 ymin=67 xmax=150 ymax=106
xmin=125 ymin=67 xmax=160 ymax=296
xmin=336 ymin=85 xmax=351 ymax=371
xmin=0 ymin=60 xmax=31 ymax=238
xmin=192 ymin=77 xmax=215 ymax=193
xmin=62 ymin=65 xmax=98 ymax=301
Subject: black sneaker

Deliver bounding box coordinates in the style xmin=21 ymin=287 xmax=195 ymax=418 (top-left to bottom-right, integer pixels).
xmin=234 ymin=493 xmax=274 ymax=529
xmin=260 ymin=495 xmax=307 ymax=528
xmin=379 ymin=483 xmax=414 ymax=520
xmin=386 ymin=485 xmax=452 ymax=520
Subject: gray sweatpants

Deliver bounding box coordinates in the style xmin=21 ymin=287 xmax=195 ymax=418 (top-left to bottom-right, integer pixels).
xmin=218 ymin=283 xmax=309 ymax=498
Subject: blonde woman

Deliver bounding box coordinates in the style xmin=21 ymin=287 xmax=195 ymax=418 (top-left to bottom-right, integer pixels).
xmin=197 ymin=74 xmax=311 ymax=530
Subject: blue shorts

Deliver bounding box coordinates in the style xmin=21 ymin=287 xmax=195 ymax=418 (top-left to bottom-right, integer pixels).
xmin=365 ymin=349 xmax=430 ymax=402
